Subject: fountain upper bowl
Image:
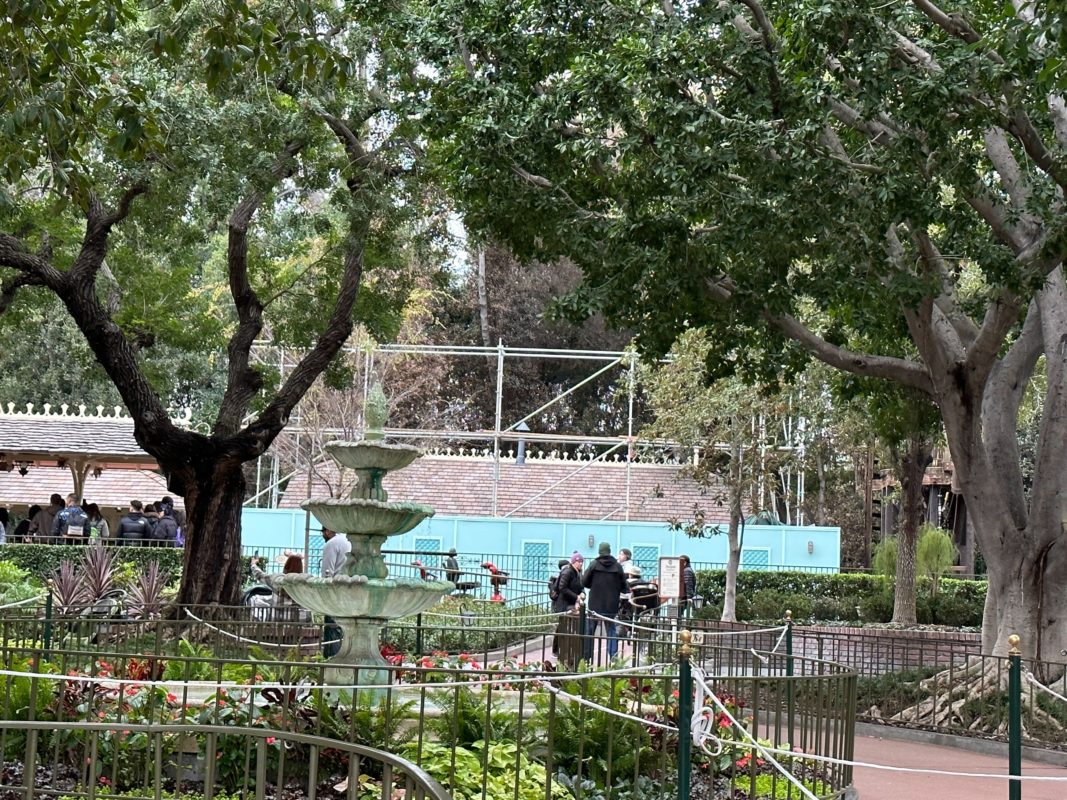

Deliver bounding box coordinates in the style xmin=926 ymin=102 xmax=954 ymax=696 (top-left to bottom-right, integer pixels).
xmin=301 ymin=498 xmax=435 ymax=536
xmin=273 ymin=574 xmax=452 ymax=619
xmin=325 ymin=440 xmax=423 ymax=472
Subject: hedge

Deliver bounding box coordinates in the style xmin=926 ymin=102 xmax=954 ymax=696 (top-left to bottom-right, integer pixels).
xmin=694 ymin=569 xmax=986 ymax=627
xmin=0 ymin=544 xmax=254 ymax=590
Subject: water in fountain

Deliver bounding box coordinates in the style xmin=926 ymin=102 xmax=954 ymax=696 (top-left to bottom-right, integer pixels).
xmin=275 ymin=385 xmax=454 ymax=685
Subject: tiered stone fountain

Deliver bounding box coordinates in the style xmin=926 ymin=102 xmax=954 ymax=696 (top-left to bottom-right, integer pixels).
xmin=275 ymin=386 xmax=453 ymax=684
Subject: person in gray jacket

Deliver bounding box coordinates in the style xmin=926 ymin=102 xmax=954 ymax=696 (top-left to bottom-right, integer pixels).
xmin=320 ymin=528 xmax=351 ymax=658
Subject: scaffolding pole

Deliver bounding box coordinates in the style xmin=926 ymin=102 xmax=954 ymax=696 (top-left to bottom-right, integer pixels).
xmin=492 ymin=340 xmax=505 ymax=516
xmin=626 ymin=350 xmax=636 ymax=522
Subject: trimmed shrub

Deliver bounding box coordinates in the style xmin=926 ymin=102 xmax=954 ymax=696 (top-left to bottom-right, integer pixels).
xmin=695 ymin=569 xmax=985 ymax=627
xmin=0 ymin=544 xmax=184 ymax=586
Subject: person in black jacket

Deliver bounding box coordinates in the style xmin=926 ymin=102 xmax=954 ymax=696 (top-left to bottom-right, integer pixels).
xmin=117 ymin=501 xmax=149 ymax=546
xmin=553 ymin=553 xmax=585 ymax=613
xmin=151 ymin=505 xmax=179 ymax=546
xmin=582 ymin=542 xmax=627 ymax=661
xmin=681 ymin=555 xmax=697 ymax=616
xmin=551 ymin=552 xmax=586 ymax=663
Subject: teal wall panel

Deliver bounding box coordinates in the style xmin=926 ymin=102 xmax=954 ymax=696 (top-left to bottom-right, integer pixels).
xmin=240 ymin=509 xmax=841 ymax=574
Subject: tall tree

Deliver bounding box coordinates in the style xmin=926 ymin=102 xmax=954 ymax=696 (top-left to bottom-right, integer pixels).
xmin=413 ymin=0 xmax=1067 ymax=658
xmin=0 ymin=2 xmax=435 ymax=604
xmin=642 ymin=329 xmax=790 ymax=622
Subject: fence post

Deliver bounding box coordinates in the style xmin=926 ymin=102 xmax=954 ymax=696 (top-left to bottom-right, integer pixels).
xmin=415 ymin=613 xmax=424 ymax=657
xmin=578 ymin=603 xmax=589 ymax=666
xmin=677 ymin=629 xmax=693 ymax=800
xmin=43 ymin=590 xmax=53 ymax=658
xmin=1008 ymin=633 xmax=1021 ymax=800
xmin=785 ymin=609 xmax=794 ymax=738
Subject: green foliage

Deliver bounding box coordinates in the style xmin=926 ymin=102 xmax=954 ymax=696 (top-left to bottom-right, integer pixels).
xmin=162 ymin=639 xmax=218 ymax=683
xmin=531 ymin=678 xmax=652 ymax=785
xmin=872 ymin=538 xmax=898 ymax=579
xmin=404 ymin=741 xmax=567 ymax=800
xmin=742 ymin=773 xmax=822 ymax=799
xmin=694 ymin=569 xmax=984 ymax=625
xmin=0 ymin=561 xmax=41 ymax=605
xmin=917 ymin=525 xmax=958 ymax=598
xmin=0 ymin=545 xmax=183 ymax=586
xmin=430 ymin=687 xmax=521 ymax=748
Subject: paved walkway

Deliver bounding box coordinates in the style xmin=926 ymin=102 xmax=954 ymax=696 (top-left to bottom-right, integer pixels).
xmin=853 ymin=733 xmax=1067 ymax=799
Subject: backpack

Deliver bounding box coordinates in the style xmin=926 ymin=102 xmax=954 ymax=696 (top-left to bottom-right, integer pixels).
xmin=65 ymin=508 xmax=88 ymax=538
xmin=548 ymin=573 xmax=561 ymax=601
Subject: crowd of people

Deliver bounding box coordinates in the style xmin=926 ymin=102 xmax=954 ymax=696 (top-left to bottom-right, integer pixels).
xmin=549 ymin=544 xmax=698 ymax=662
xmin=0 ymin=494 xmax=185 ymax=546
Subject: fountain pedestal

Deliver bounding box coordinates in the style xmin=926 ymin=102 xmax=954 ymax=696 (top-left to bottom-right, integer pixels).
xmin=275 ymin=388 xmax=454 ymax=686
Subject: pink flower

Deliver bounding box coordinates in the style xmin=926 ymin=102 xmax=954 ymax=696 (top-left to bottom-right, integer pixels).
xmin=166 ymin=692 xmax=178 ymax=704
xmin=266 ymin=737 xmax=277 ymax=745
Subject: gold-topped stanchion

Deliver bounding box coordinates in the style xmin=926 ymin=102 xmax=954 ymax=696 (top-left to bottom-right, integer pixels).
xmin=1007 ymin=633 xmax=1021 ymax=800
xmin=784 ymin=608 xmax=795 ymax=735
xmin=677 ymin=629 xmax=693 ymax=800
xmin=679 ymin=628 xmax=693 ymax=658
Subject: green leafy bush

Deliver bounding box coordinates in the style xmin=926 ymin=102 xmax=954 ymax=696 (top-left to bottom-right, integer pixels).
xmin=748 ymin=589 xmax=788 ymax=621
xmin=404 ymin=741 xmax=568 ymax=800
xmin=0 ymin=544 xmax=184 ymax=585
xmin=694 ymin=570 xmax=985 ymax=626
xmin=531 ymin=678 xmax=653 ymax=785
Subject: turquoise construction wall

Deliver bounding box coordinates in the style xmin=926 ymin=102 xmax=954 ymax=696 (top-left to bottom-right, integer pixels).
xmin=240 ymin=508 xmax=841 ymax=573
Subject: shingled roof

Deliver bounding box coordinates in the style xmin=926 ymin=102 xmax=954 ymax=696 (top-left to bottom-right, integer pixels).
xmin=0 ymin=467 xmax=178 ymax=511
xmin=279 ymin=454 xmax=730 ymax=524
xmin=0 ymin=403 xmax=157 ymax=465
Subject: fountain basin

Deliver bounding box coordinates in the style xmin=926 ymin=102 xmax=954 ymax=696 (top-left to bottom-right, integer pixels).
xmin=273 ymin=574 xmax=453 ymax=620
xmin=302 ymin=498 xmax=434 ymax=536
xmin=326 ymin=441 xmax=423 ymax=472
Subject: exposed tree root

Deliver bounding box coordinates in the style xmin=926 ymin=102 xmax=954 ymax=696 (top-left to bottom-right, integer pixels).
xmin=889 ymin=657 xmax=1064 ymax=739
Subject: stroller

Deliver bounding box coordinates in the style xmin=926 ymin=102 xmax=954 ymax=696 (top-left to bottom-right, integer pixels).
xmin=620 ymin=570 xmax=661 ymax=626
xmin=76 ymin=589 xmax=127 ymax=643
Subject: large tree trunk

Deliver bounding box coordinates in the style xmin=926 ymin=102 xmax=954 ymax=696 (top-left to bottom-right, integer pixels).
xmin=927 ymin=277 xmax=1067 ymax=660
xmin=892 ymin=435 xmax=931 ymax=625
xmin=175 ymin=459 xmax=247 ymax=607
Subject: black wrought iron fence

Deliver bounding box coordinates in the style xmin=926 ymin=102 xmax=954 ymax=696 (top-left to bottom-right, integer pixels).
xmin=0 ymin=642 xmax=857 ymax=800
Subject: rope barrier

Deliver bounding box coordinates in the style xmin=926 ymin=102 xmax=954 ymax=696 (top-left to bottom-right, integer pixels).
xmin=184 ymin=609 xmax=340 ymax=650
xmin=543 ymin=682 xmax=675 ymax=731
xmin=0 ymin=662 xmax=671 ymax=694
xmin=417 ymin=609 xmax=566 ymax=622
xmin=0 ymin=594 xmax=46 ymax=610
xmin=691 ymin=666 xmax=819 ymax=800
xmin=1024 ymin=671 xmax=1067 ymax=705
xmin=690 ymin=666 xmax=1067 ymax=784
xmin=588 ymin=609 xmax=788 ymax=641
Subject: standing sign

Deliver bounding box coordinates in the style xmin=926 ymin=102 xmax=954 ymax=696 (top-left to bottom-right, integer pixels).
xmin=658 ymin=556 xmax=683 ymax=600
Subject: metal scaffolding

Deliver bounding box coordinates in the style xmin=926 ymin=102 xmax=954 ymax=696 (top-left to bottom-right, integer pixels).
xmin=246 ymin=340 xmax=810 ymax=523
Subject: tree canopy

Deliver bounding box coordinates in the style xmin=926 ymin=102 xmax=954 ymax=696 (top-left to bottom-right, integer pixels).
xmin=0 ymin=0 xmax=444 ymax=603
xmin=412 ymin=0 xmax=1067 ymax=657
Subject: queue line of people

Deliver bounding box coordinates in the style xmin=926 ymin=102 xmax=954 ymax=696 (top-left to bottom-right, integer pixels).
xmin=0 ymin=494 xmax=184 ymax=546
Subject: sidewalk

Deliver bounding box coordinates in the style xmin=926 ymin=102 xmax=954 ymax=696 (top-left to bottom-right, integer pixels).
xmin=853 ymin=733 xmax=1067 ymax=799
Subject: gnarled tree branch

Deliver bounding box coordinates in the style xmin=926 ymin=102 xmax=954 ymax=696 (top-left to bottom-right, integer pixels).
xmin=214 ymin=140 xmax=305 ymax=437
xmin=234 ymin=118 xmax=373 ymax=456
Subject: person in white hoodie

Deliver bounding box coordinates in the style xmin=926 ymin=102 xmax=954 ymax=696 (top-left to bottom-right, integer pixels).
xmin=320 ymin=528 xmax=351 ymax=657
